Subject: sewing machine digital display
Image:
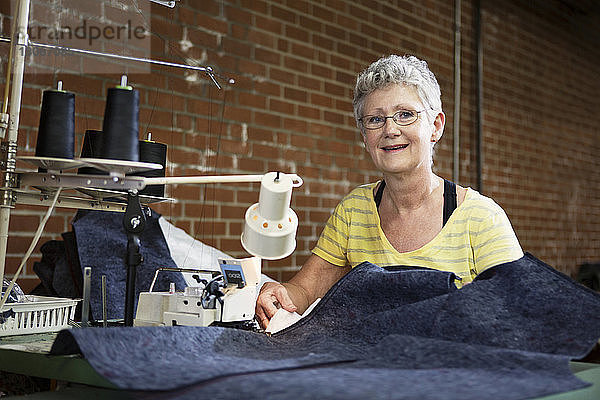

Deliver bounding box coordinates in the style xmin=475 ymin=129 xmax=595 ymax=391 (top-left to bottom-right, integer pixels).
xmin=219 ymin=259 xmax=246 ymax=288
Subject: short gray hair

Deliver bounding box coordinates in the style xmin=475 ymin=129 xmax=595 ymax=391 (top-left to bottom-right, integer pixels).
xmin=353 ymin=55 xmax=442 ymax=131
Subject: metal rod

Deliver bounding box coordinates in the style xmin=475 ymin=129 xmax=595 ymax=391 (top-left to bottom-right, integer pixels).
xmin=102 ymin=275 xmax=107 ymax=328
xmin=1 ymin=3 xmax=17 ymax=116
xmin=0 ymin=37 xmax=234 ymax=88
xmin=124 ymin=234 xmax=140 ymax=326
xmin=11 ymin=190 xmax=129 ymax=212
xmin=149 ymin=0 xmax=178 ymax=8
xmin=204 ymin=66 xmax=221 ymax=90
xmin=144 ymin=174 xmax=264 ymax=186
xmin=19 ymin=172 xmax=146 ymax=191
xmin=4 ymin=3 xmax=29 ymax=145
xmin=149 ymin=267 xmax=220 ymax=292
xmin=30 ymin=40 xmax=210 ymax=72
xmin=81 ymin=267 xmax=91 ymax=327
xmin=0 ymin=0 xmax=31 ymax=292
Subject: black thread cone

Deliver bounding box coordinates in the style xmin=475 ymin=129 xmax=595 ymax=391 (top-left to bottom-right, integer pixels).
xmin=78 ymin=129 xmax=105 ymax=175
xmin=35 ymin=90 xmax=75 ymax=159
xmin=101 ymin=87 xmax=139 ymax=161
xmin=133 ymin=140 xmax=167 ymax=197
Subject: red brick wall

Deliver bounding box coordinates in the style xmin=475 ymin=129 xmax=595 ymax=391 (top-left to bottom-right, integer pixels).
xmin=0 ymin=0 xmax=598 ymax=292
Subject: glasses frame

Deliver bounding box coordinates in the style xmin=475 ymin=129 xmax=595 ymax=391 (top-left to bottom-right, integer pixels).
xmin=359 ymin=109 xmax=428 ymax=130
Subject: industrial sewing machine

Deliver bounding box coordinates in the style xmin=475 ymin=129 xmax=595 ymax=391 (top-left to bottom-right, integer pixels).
xmin=133 ymin=171 xmax=301 ymax=328
xmin=134 ymin=257 xmax=261 ymax=327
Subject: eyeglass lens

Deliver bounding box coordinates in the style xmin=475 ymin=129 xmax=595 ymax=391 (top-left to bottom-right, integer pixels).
xmin=362 ymin=110 xmax=418 ymax=129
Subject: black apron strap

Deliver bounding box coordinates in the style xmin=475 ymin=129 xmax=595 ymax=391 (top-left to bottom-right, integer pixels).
xmin=374 ymin=180 xmax=386 ymax=208
xmin=376 ymin=179 xmax=457 ymax=227
xmin=443 ymin=179 xmax=457 ymax=226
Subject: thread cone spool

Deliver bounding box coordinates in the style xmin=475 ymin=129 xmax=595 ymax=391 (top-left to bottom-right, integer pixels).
xmin=100 ymin=87 xmax=139 ymax=161
xmin=133 ymin=139 xmax=167 ymax=197
xmin=35 ymin=89 xmax=75 ymax=161
xmin=78 ymin=129 xmax=105 ymax=175
xmin=241 ymin=172 xmax=298 ymax=260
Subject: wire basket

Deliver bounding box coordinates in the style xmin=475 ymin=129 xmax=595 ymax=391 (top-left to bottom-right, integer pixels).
xmin=0 ymin=295 xmax=79 ymax=336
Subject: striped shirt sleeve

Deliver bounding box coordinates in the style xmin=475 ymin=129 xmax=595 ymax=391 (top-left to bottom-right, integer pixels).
xmin=312 ymin=195 xmax=351 ymax=266
xmin=470 ymin=198 xmax=524 ymax=273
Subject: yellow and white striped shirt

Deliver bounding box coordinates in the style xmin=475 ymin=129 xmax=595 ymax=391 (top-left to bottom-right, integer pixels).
xmin=312 ymin=182 xmax=523 ymax=285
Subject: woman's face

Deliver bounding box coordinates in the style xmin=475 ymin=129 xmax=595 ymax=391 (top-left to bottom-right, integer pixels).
xmin=361 ymin=84 xmax=444 ymax=176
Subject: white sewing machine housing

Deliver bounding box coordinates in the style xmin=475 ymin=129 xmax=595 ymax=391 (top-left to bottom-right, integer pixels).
xmin=133 ymin=257 xmax=261 ymax=327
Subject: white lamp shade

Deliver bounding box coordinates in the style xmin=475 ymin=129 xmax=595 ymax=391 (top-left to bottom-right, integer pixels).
xmin=240 ymin=172 xmax=299 ymax=259
xmin=241 ymin=204 xmax=298 ymax=260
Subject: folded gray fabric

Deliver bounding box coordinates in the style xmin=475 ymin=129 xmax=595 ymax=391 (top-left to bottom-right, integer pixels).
xmin=72 ymin=209 xmax=186 ymax=320
xmin=51 ymin=254 xmax=600 ymax=399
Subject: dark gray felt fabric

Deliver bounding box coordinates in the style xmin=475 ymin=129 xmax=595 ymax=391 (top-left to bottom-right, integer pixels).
xmin=72 ymin=209 xmax=187 ymax=320
xmin=50 ymin=254 xmax=600 ymax=399
xmin=32 ymin=232 xmax=83 ymax=299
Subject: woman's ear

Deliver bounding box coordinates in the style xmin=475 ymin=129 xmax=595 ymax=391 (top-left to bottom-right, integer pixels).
xmin=431 ymin=112 xmax=445 ymax=142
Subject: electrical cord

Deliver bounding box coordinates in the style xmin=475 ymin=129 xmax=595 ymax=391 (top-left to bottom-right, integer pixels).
xmin=201 ymin=274 xmax=224 ymax=309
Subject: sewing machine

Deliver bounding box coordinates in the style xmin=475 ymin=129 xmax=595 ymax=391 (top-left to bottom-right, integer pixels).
xmin=133 ymin=257 xmax=261 ymax=327
xmin=133 ymin=171 xmax=301 ymax=328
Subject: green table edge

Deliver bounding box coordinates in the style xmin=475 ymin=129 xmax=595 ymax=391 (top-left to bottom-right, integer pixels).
xmin=0 ymin=348 xmax=116 ymax=389
xmin=537 ymin=361 xmax=600 ymax=400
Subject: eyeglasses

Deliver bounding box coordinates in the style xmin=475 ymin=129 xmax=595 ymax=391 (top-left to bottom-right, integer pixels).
xmin=359 ymin=109 xmax=427 ymax=130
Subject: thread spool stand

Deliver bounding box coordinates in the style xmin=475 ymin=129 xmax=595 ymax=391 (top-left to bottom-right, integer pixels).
xmin=15 ymin=76 xmax=165 ymax=209
xmin=123 ymin=191 xmax=146 ymax=326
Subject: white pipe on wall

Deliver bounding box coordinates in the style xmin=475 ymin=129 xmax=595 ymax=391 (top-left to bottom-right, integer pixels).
xmin=453 ymin=0 xmax=462 ymax=183
xmin=0 ymin=0 xmax=31 ymax=287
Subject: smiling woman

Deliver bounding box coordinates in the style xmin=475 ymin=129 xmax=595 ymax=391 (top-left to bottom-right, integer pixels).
xmin=255 ymin=55 xmax=524 ymax=329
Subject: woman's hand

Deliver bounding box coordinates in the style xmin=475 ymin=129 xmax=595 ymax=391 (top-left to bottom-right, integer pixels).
xmin=255 ymin=282 xmax=297 ymax=329
xmin=254 ymin=255 xmax=350 ymax=330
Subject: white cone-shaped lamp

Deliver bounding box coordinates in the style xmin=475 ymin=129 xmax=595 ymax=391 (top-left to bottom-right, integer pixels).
xmin=241 ymin=172 xmax=301 ymax=260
